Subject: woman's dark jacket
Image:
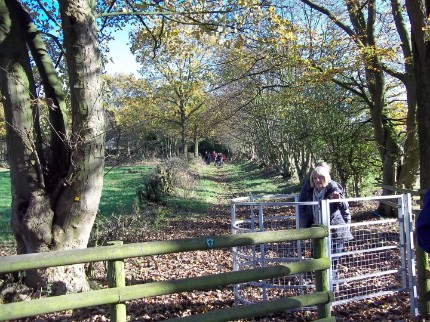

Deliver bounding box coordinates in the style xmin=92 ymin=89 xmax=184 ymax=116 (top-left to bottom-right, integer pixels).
xmin=416 ymin=189 xmax=430 ymax=253
xmin=298 ymin=180 xmax=353 ymax=242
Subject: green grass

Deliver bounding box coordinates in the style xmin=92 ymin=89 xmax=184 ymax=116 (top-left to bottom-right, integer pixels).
xmin=162 ymin=161 xmax=296 ymax=218
xmin=99 ymin=165 xmax=154 ymax=218
xmin=224 ymin=161 xmax=299 ymax=197
xmin=0 ymin=169 xmax=12 ymax=243
xmin=191 ymin=164 xmax=221 ymax=205
xmin=0 ymin=161 xmax=296 ymax=243
xmin=162 ymin=163 xmax=227 ymax=218
xmin=0 ymin=165 xmax=155 ymax=243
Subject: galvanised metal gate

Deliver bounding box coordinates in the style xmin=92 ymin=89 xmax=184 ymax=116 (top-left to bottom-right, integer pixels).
xmin=231 ymin=193 xmax=417 ymax=316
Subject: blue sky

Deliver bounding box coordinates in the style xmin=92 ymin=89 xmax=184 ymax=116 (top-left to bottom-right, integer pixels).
xmin=105 ymin=28 xmax=140 ymax=77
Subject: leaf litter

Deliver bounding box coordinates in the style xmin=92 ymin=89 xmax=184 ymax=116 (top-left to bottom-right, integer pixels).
xmin=1 ymin=168 xmax=423 ymax=321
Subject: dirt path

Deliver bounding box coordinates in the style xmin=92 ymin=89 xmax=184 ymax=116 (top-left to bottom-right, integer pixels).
xmin=209 ymin=165 xmax=237 ymax=204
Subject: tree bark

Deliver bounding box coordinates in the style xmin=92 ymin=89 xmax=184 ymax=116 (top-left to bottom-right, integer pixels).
xmin=0 ymin=0 xmax=105 ymax=294
xmin=404 ymin=3 xmax=430 ymax=317
xmin=405 ymin=0 xmax=430 ymax=191
xmin=390 ymin=0 xmax=419 ymax=188
xmin=193 ymin=129 xmax=199 ymax=158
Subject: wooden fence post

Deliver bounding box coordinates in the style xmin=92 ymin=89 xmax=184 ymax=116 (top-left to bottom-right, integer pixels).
xmin=107 ymin=241 xmax=126 ymax=322
xmin=416 ymin=245 xmax=430 ymax=318
xmin=312 ymin=224 xmax=331 ymax=320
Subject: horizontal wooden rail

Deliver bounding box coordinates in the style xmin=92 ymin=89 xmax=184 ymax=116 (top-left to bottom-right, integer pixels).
xmin=0 ymin=258 xmax=330 ymax=321
xmin=0 ymin=227 xmax=328 ymax=273
xmin=168 ymin=292 xmax=334 ymax=322
xmin=379 ymin=200 xmax=399 ymax=209
xmin=380 ymin=184 xmax=423 ymax=196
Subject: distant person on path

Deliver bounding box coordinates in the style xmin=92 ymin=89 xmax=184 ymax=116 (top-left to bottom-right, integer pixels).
xmin=298 ymin=165 xmax=353 ymax=277
xmin=215 ymin=153 xmax=223 ymax=166
xmin=212 ymin=151 xmax=217 ymax=164
xmin=203 ymin=151 xmax=210 ymax=165
xmin=416 ymin=189 xmax=430 ymax=253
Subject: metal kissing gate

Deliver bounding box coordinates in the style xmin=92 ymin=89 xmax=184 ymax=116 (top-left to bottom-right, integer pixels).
xmin=231 ymin=193 xmax=417 ymax=316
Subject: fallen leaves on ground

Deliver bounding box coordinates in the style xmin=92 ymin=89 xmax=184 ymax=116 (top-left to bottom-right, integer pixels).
xmin=1 ymin=171 xmax=423 ymax=322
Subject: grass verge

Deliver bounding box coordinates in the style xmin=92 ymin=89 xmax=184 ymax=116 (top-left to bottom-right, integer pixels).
xmin=99 ymin=165 xmax=154 ymax=218
xmin=0 ymin=169 xmax=12 ymax=244
xmin=223 ymin=161 xmax=298 ymax=197
xmin=0 ymin=161 xmax=298 ymax=244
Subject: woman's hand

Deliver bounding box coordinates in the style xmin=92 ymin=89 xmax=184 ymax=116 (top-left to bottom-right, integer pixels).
xmin=330 ymin=191 xmax=340 ymax=199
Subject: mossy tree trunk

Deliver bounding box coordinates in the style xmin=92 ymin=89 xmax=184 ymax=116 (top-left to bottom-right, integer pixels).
xmin=405 ymin=1 xmax=430 ymax=318
xmin=0 ymin=0 xmax=104 ymax=294
xmin=406 ymin=0 xmax=430 ymax=191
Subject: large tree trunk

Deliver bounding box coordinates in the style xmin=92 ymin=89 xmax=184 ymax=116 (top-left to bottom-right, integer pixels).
xmin=194 ymin=134 xmax=199 ymax=157
xmin=406 ymin=1 xmax=430 ymax=191
xmin=405 ymin=2 xmax=430 ymax=318
xmin=180 ymin=110 xmax=188 ymax=157
xmin=347 ymin=1 xmax=400 ymax=216
xmin=390 ymin=0 xmax=419 ymax=189
xmin=397 ymin=76 xmax=419 ymax=188
xmin=293 ymin=142 xmax=311 ymax=183
xmin=0 ymin=0 xmax=105 ymax=294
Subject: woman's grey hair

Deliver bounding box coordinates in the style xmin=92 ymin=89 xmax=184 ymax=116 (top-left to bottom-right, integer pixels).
xmin=315 ymin=161 xmax=331 ymax=173
xmin=310 ymin=166 xmax=332 ymax=188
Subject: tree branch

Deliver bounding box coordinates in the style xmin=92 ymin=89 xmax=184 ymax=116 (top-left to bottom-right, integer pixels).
xmin=300 ymin=0 xmax=361 ymax=45
xmin=17 ymin=1 xmax=69 ymax=178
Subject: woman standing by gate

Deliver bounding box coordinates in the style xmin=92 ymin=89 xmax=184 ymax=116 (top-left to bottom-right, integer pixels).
xmin=298 ymin=165 xmax=353 ymax=276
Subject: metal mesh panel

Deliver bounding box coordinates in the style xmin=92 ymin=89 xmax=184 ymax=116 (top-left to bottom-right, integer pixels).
xmin=231 ymin=194 xmax=416 ymax=314
xmin=330 ymin=220 xmax=405 ymax=303
xmin=232 ymin=197 xmax=317 ymax=304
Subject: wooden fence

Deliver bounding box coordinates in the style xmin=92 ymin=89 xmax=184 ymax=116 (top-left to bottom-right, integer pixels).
xmin=0 ymin=226 xmax=334 ymax=322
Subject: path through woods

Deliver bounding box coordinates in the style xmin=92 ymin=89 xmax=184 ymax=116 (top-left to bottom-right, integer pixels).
xmin=2 ymin=164 xmax=420 ymax=321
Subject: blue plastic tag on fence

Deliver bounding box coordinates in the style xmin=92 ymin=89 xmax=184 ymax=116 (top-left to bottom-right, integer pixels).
xmin=205 ymin=238 xmax=214 ymax=248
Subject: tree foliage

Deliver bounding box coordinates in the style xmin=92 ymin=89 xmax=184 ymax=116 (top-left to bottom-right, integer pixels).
xmin=1 ymin=0 xmax=429 ymax=295
xmin=131 ymin=22 xmax=224 ymax=156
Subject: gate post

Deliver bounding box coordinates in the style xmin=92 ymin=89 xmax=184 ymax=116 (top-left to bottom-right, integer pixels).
xmin=107 ymin=241 xmax=126 ymax=322
xmin=415 ymin=193 xmax=430 ymax=319
xmin=401 ymin=193 xmax=419 ymax=316
xmin=320 ymin=199 xmax=332 ymax=289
